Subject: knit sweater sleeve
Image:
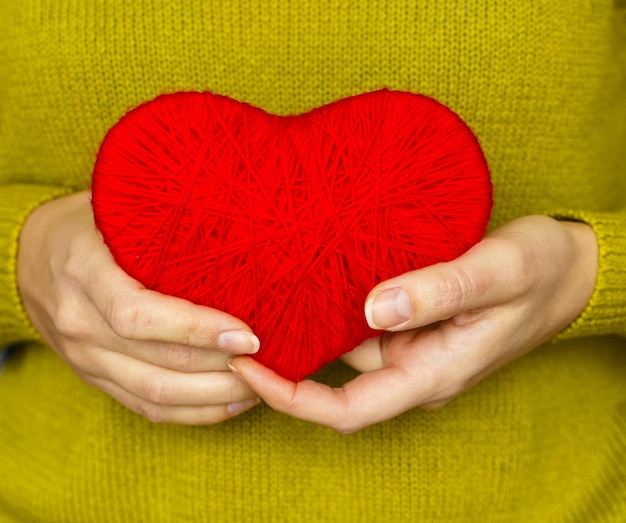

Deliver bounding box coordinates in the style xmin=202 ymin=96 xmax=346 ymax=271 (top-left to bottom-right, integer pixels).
xmin=0 ymin=184 xmax=72 ymax=350
xmin=553 ymin=208 xmax=626 ymax=340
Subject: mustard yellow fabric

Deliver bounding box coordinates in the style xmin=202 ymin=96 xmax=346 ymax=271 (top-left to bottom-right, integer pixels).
xmin=1 ymin=2 xmax=626 ymax=522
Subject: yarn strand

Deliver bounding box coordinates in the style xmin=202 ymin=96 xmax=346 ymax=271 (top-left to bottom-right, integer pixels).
xmin=92 ymin=89 xmax=492 ymax=381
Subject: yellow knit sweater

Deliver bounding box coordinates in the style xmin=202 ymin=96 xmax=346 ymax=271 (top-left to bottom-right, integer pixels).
xmin=1 ymin=2 xmax=625 ymax=522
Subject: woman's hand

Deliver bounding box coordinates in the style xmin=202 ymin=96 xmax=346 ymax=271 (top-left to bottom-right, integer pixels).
xmin=229 ymin=216 xmax=598 ymax=433
xmin=17 ymin=191 xmax=261 ymax=425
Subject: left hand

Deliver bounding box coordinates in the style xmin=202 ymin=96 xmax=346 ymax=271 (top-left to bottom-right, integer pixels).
xmin=229 ymin=216 xmax=598 ymax=433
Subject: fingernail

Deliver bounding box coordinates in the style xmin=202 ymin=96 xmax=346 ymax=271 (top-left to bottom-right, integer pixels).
xmin=226 ymin=359 xmax=241 ymax=375
xmin=365 ymin=287 xmax=412 ymax=330
xmin=227 ymin=397 xmax=261 ymax=416
xmin=218 ymin=331 xmax=260 ymax=354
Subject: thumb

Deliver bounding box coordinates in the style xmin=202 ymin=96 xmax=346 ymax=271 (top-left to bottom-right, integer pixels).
xmin=364 ymin=238 xmax=517 ymax=331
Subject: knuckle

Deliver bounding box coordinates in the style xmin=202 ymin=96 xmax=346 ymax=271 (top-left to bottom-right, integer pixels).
xmin=162 ymin=343 xmax=198 ymax=371
xmin=139 ymin=375 xmax=172 ymax=405
xmin=52 ymin=315 xmax=74 ymax=339
xmin=267 ymin=383 xmax=300 ymax=413
xmin=137 ymin=403 xmax=165 ymax=423
xmin=61 ymin=237 xmax=86 ymax=283
xmin=503 ymin=234 xmax=530 ymax=265
xmin=180 ymin=315 xmax=204 ymax=346
xmin=227 ymin=378 xmax=252 ymax=404
xmin=106 ymin=296 xmax=143 ymax=339
xmin=52 ymin=300 xmax=84 ymax=338
xmin=67 ymin=345 xmax=97 ymax=376
xmin=495 ymin=237 xmax=534 ymax=295
xmin=433 ymin=267 xmax=480 ymax=314
xmin=327 ymin=395 xmax=363 ymax=435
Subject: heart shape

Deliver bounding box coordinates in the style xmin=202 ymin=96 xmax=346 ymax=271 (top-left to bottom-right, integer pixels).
xmin=91 ymin=90 xmax=492 ymax=381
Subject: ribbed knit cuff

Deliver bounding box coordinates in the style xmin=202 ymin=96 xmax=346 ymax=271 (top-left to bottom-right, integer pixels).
xmin=0 ymin=184 xmax=73 ymax=349
xmin=552 ymin=210 xmax=626 ymax=340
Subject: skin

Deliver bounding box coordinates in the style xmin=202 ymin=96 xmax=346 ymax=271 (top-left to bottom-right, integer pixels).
xmin=18 ymin=192 xmax=598 ymax=431
xmin=17 ymin=191 xmax=261 ymax=425
xmin=229 ymin=214 xmax=598 ymax=434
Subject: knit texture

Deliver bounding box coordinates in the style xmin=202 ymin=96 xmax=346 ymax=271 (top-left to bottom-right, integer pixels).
xmin=1 ymin=1 xmax=625 ymax=522
xmin=0 ymin=185 xmax=72 ymax=349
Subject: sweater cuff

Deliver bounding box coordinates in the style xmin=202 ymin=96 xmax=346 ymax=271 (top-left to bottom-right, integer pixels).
xmin=552 ymin=210 xmax=626 ymax=340
xmin=0 ymin=184 xmax=73 ymax=349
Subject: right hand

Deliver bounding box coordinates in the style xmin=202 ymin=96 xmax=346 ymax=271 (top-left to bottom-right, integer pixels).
xmin=17 ymin=191 xmax=260 ymax=425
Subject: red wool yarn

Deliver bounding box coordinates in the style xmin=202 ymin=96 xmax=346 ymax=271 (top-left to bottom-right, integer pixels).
xmin=91 ymin=89 xmax=492 ymax=382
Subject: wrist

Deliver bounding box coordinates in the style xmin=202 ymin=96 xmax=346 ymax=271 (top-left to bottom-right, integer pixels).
xmin=555 ymin=219 xmax=598 ymax=327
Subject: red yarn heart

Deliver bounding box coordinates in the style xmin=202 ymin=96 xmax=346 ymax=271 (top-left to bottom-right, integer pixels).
xmin=92 ymin=90 xmax=492 ymax=381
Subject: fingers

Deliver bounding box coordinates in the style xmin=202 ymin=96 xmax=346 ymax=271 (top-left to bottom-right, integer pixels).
xmin=95 ymin=351 xmax=253 ymax=406
xmin=53 ymin=302 xmax=238 ymax=374
xmin=364 ymin=236 xmax=526 ymax=331
xmin=83 ymin=350 xmax=260 ymax=425
xmin=92 ymin=378 xmax=260 ymax=425
xmin=115 ymin=338 xmax=233 ymax=372
xmin=228 ymin=216 xmax=599 ymax=433
xmin=66 ymin=216 xmax=260 ymax=355
xmin=18 ymin=190 xmax=263 ymax=427
xmin=88 ymin=272 xmax=260 ymax=353
xmin=230 ymin=354 xmax=436 ymax=434
xmin=87 ymin=276 xmax=261 ymax=373
xmin=231 ymin=315 xmax=507 ymax=433
xmin=340 ymin=336 xmax=386 ymax=373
